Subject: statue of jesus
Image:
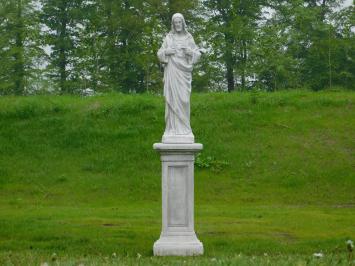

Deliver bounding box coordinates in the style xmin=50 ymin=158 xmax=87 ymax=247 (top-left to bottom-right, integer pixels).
xmin=157 ymin=13 xmax=201 ymax=144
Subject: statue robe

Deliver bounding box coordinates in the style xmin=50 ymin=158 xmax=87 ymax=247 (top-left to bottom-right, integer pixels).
xmin=157 ymin=33 xmax=201 ymax=137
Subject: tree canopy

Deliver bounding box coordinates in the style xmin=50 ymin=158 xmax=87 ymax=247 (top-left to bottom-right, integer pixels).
xmin=0 ymin=0 xmax=353 ymax=94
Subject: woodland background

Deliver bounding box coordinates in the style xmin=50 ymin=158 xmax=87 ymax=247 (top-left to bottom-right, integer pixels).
xmin=0 ymin=0 xmax=354 ymax=95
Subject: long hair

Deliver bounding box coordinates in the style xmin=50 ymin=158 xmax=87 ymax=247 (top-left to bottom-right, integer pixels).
xmin=170 ymin=13 xmax=188 ymax=34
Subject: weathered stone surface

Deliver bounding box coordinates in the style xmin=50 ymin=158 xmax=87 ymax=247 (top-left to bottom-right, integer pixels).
xmin=157 ymin=13 xmax=201 ymax=144
xmin=153 ymin=143 xmax=203 ymax=256
xmin=154 ymin=13 xmax=203 ymax=256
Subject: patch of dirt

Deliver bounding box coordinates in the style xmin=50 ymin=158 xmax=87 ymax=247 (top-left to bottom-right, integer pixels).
xmin=271 ymin=232 xmax=297 ymax=242
xmin=332 ymin=204 xmax=355 ymax=209
xmin=102 ymin=223 xmax=117 ymax=227
xmin=202 ymin=231 xmax=229 ymax=236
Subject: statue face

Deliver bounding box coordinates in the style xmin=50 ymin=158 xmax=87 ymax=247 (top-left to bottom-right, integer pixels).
xmin=173 ymin=17 xmax=183 ymax=33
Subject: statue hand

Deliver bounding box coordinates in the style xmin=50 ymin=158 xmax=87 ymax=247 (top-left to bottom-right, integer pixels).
xmin=165 ymin=48 xmax=176 ymax=56
xmin=183 ymin=47 xmax=193 ymax=57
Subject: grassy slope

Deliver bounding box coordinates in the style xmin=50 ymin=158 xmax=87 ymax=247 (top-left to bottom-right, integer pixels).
xmin=0 ymin=90 xmax=354 ymax=263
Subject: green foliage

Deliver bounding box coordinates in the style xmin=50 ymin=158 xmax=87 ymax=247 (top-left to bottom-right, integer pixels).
xmin=251 ymin=20 xmax=300 ymax=91
xmin=0 ymin=0 xmax=41 ymax=95
xmin=202 ymin=0 xmax=267 ymax=91
xmin=0 ymin=1 xmax=354 ymax=93
xmin=40 ymin=0 xmax=85 ymax=94
xmin=257 ymin=1 xmax=355 ymax=91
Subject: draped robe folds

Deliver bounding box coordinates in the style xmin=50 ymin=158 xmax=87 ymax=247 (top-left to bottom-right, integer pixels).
xmin=157 ymin=33 xmax=201 ymax=143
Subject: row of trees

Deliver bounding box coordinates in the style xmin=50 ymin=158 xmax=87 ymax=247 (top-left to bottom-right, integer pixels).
xmin=0 ymin=0 xmax=354 ymax=94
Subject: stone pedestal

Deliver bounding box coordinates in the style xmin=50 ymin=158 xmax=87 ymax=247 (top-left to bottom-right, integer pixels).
xmin=153 ymin=143 xmax=203 ymax=256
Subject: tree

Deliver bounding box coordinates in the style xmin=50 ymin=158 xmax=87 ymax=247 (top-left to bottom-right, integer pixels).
xmin=251 ymin=20 xmax=300 ymax=90
xmin=0 ymin=0 xmax=40 ymax=95
xmin=1 ymin=0 xmax=353 ymax=93
xmin=40 ymin=0 xmax=84 ymax=94
xmin=203 ymin=0 xmax=267 ymax=92
xmin=268 ymin=0 xmax=349 ymax=90
xmin=329 ymin=4 xmax=355 ymax=89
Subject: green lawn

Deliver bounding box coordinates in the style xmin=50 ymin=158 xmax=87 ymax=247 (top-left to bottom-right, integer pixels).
xmin=0 ymin=90 xmax=354 ymax=265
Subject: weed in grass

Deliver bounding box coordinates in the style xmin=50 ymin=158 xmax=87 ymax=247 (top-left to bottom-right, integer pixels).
xmin=195 ymin=154 xmax=229 ymax=172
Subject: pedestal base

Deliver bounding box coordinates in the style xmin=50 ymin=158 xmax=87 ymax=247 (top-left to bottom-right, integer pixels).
xmin=162 ymin=133 xmax=194 ymax=144
xmin=154 ymin=235 xmax=203 ymax=256
xmin=153 ymin=143 xmax=203 ymax=256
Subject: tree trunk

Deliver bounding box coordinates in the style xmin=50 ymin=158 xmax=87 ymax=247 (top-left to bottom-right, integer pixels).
xmin=320 ymin=0 xmax=327 ymax=21
xmin=328 ymin=27 xmax=332 ymax=89
xmin=105 ymin=2 xmax=119 ymax=89
xmin=59 ymin=2 xmax=68 ymax=94
xmin=241 ymin=40 xmax=247 ymax=89
xmin=224 ymin=32 xmax=235 ymax=92
xmin=244 ymin=41 xmax=248 ymax=88
xmin=14 ymin=0 xmax=24 ymax=95
xmin=226 ymin=52 xmax=235 ymax=92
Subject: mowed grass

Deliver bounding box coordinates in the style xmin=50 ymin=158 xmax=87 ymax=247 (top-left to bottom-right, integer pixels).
xmin=0 ymin=90 xmax=354 ymax=265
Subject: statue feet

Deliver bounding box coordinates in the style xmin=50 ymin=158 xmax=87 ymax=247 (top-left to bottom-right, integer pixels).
xmin=162 ymin=133 xmax=195 ymax=144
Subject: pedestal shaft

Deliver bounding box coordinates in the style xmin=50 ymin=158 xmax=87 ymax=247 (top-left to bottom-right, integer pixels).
xmin=153 ymin=143 xmax=203 ymax=256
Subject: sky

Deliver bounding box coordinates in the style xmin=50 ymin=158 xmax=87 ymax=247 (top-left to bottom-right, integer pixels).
xmin=343 ymin=0 xmax=353 ymax=7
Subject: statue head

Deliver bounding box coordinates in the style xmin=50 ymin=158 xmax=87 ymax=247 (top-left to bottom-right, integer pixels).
xmin=171 ymin=13 xmax=188 ymax=34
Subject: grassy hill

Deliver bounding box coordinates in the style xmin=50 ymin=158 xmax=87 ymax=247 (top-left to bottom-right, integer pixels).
xmin=0 ymin=90 xmax=354 ymax=265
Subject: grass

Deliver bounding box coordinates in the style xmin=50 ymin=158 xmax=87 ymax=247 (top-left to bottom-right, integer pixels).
xmin=0 ymin=90 xmax=354 ymax=265
xmin=0 ymin=252 xmax=353 ymax=265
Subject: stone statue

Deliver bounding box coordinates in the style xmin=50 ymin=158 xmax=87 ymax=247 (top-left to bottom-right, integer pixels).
xmin=157 ymin=13 xmax=201 ymax=144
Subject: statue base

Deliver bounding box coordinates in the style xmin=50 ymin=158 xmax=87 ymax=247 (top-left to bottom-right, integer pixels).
xmin=153 ymin=143 xmax=203 ymax=256
xmin=162 ymin=133 xmax=194 ymax=144
xmin=154 ymin=235 xmax=203 ymax=256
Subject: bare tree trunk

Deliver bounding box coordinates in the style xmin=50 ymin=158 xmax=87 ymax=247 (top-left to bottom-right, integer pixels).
xmin=14 ymin=0 xmax=24 ymax=95
xmin=225 ymin=32 xmax=235 ymax=92
xmin=328 ymin=27 xmax=332 ymax=89
xmin=59 ymin=1 xmax=68 ymax=94
xmin=241 ymin=40 xmax=247 ymax=89
xmin=226 ymin=54 xmax=235 ymax=92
